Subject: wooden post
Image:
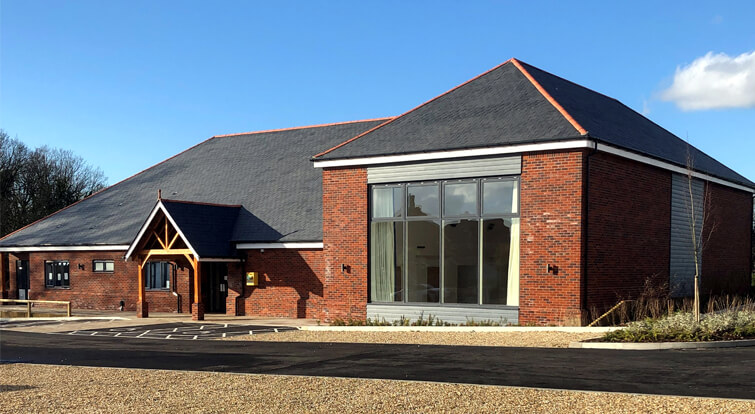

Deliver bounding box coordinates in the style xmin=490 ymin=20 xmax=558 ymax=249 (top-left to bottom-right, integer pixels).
xmin=27 ymin=301 xmax=32 ymax=318
xmin=136 ymin=262 xmax=148 ymax=318
xmin=193 ymin=258 xmax=201 ymax=304
xmin=137 ymin=263 xmax=144 ymax=302
xmin=192 ymin=257 xmax=204 ymax=321
xmin=0 ymin=252 xmax=6 ymax=299
xmin=67 ymin=302 xmax=71 ymax=317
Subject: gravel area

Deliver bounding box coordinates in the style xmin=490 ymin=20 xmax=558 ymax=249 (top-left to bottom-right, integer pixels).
xmin=1 ymin=363 xmax=753 ymax=413
xmin=221 ymin=330 xmax=603 ymax=347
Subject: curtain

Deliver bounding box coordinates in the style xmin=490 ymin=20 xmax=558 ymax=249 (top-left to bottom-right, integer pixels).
xmin=507 ymin=218 xmax=520 ymax=306
xmin=370 ymin=190 xmax=396 ymax=302
xmin=511 ymin=181 xmax=519 ymax=214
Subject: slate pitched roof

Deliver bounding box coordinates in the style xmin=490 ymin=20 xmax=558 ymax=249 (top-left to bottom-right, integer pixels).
xmin=315 ymin=59 xmax=753 ymax=188
xmin=0 ymin=119 xmax=388 ymax=247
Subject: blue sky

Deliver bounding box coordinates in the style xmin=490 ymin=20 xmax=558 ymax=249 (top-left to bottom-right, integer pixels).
xmin=2 ymin=1 xmax=754 ymax=184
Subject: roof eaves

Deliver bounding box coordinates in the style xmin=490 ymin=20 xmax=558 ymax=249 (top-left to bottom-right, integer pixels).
xmin=589 ymin=137 xmax=755 ymax=190
xmin=313 ymin=135 xmax=591 ymax=163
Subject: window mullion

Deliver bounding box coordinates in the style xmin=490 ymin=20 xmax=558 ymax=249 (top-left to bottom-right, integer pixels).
xmin=403 ymin=185 xmax=408 ymax=303
xmin=478 ymin=219 xmax=484 ymax=305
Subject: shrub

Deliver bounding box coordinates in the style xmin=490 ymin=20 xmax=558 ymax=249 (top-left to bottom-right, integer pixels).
xmin=329 ymin=314 xmax=511 ymax=327
xmin=603 ymin=310 xmax=755 ymax=342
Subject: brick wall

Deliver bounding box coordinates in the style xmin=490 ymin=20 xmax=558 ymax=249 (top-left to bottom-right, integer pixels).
xmin=321 ymin=167 xmax=368 ymax=321
xmin=586 ymin=152 xmax=671 ymax=313
xmin=701 ymin=183 xmax=753 ymax=295
xmin=519 ymin=150 xmax=585 ymax=325
xmin=6 ymin=251 xmax=190 ymax=313
xmin=226 ymin=262 xmax=244 ymax=316
xmin=240 ymin=249 xmax=324 ymax=318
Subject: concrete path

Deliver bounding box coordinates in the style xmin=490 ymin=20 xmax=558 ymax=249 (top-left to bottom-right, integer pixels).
xmin=1 ymin=330 xmax=754 ymax=399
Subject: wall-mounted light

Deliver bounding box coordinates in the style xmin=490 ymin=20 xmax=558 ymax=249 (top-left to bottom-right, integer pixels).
xmin=546 ymin=264 xmax=558 ymax=275
xmin=341 ymin=264 xmax=351 ymax=273
xmin=78 ymin=263 xmax=85 ymax=270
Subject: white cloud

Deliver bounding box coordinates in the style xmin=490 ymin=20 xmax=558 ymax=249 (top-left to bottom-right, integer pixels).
xmin=660 ymin=51 xmax=755 ymax=111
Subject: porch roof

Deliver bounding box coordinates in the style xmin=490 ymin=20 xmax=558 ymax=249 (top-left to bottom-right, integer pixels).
xmin=126 ymin=199 xmax=241 ymax=261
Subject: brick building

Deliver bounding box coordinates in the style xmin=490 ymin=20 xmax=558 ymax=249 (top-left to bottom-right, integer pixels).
xmin=1 ymin=59 xmax=752 ymax=325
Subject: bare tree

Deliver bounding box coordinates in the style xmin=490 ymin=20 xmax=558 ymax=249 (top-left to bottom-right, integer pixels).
xmin=0 ymin=130 xmax=106 ymax=237
xmin=685 ymin=151 xmax=716 ymax=323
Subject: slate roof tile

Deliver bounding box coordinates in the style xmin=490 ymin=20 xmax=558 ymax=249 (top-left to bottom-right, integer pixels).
xmin=0 ymin=119 xmax=388 ymax=247
xmin=316 ymin=59 xmax=753 ymax=188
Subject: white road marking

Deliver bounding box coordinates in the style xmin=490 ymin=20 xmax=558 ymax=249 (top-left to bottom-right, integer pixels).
xmin=166 ymin=335 xmax=172 ymax=339
xmin=173 ymin=327 xmax=178 ymax=332
xmin=90 ymin=332 xmax=98 ymax=336
xmin=115 ymin=333 xmax=122 ymax=337
xmin=222 ymin=333 xmax=227 ymax=337
xmin=137 ymin=330 xmax=151 ymax=338
xmin=192 ymin=335 xmax=198 ymax=340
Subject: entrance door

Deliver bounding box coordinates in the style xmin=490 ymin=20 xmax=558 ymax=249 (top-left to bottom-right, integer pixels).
xmin=202 ymin=263 xmax=228 ymax=313
xmin=16 ymin=260 xmax=29 ymax=300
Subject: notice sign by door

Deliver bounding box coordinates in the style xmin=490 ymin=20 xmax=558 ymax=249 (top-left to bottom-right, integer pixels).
xmin=245 ymin=272 xmax=258 ymax=286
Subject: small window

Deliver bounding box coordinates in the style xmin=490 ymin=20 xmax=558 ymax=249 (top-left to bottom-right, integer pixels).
xmin=93 ymin=260 xmax=114 ymax=273
xmin=482 ymin=179 xmax=518 ymax=215
xmin=444 ymin=181 xmax=478 ymax=216
xmin=145 ymin=261 xmax=173 ymax=290
xmin=372 ymin=186 xmax=403 ymax=218
xmin=407 ymin=184 xmax=439 ymax=217
xmin=45 ymin=260 xmax=70 ymax=288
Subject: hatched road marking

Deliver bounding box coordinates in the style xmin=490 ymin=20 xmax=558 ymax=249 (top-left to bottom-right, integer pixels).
xmin=47 ymin=322 xmax=298 ymax=341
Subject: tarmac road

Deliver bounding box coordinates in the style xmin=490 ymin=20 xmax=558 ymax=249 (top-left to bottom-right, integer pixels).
xmin=1 ymin=329 xmax=754 ymax=400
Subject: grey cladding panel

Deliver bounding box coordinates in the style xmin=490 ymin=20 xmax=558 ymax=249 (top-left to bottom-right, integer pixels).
xmin=669 ymin=173 xmax=704 ymax=297
xmin=367 ymin=304 xmax=518 ymax=325
xmin=367 ymin=156 xmax=521 ymax=184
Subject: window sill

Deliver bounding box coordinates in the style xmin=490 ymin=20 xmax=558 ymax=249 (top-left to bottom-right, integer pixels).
xmin=45 ymin=286 xmax=71 ymax=290
xmin=146 ymin=289 xmax=171 ymax=292
xmin=92 ymin=271 xmax=114 ymax=274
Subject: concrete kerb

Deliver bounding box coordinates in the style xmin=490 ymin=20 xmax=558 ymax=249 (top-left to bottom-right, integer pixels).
xmin=569 ymin=338 xmax=755 ymax=350
xmin=301 ymin=326 xmax=621 ymax=333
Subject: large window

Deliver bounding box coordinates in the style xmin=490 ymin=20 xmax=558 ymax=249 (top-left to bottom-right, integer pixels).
xmin=45 ymin=261 xmax=70 ymax=288
xmin=145 ymin=261 xmax=173 ymax=290
xmin=370 ymin=177 xmax=520 ymax=306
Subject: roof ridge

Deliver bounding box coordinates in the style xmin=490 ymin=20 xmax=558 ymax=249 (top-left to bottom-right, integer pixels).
xmin=213 ymin=117 xmax=393 ymax=139
xmin=514 ymin=59 xmax=627 ymax=107
xmin=161 ymin=198 xmax=242 ymax=208
xmin=511 ymin=58 xmax=588 ymax=136
xmin=312 ymin=58 xmax=517 ymax=159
